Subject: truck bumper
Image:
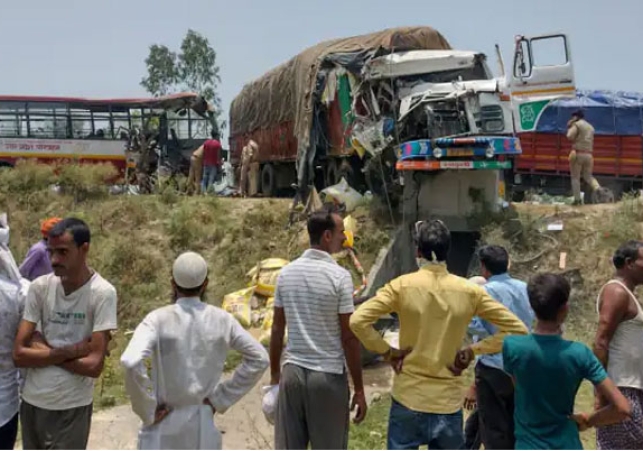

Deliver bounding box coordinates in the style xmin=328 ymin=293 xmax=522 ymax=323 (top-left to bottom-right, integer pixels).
xmin=395 ymin=136 xmax=521 ymax=172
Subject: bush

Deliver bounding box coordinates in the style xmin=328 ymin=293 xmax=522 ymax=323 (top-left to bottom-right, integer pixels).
xmin=0 ymin=160 xmax=56 ymax=195
xmin=56 ymin=162 xmax=119 ymax=203
xmin=604 ymin=194 xmax=643 ymax=246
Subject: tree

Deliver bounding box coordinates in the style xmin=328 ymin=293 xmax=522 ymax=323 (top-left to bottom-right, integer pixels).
xmin=141 ymin=29 xmax=224 ymax=131
xmin=140 ymin=45 xmax=178 ymax=97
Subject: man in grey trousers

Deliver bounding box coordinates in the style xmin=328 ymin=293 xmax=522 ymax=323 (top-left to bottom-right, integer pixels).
xmin=269 ymin=209 xmax=367 ymax=449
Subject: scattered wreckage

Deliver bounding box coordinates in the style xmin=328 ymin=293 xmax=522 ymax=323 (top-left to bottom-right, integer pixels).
xmin=230 ymin=27 xmax=579 ymax=231
xmin=121 ymin=93 xmax=218 ymax=194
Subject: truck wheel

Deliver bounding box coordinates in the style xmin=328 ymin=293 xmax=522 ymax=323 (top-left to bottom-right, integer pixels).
xmin=261 ymin=164 xmax=276 ymax=197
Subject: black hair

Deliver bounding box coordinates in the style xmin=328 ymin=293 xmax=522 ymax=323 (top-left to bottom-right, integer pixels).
xmin=479 ymin=245 xmax=509 ymax=275
xmin=613 ymin=240 xmax=643 ymax=269
xmin=211 ymin=130 xmax=220 ymax=140
xmin=527 ymin=273 xmax=571 ymax=321
xmin=416 ymin=220 xmax=450 ymax=262
xmin=307 ymin=210 xmax=338 ymax=246
xmin=572 ymin=109 xmax=585 ymax=120
xmin=48 ymin=217 xmax=90 ymax=247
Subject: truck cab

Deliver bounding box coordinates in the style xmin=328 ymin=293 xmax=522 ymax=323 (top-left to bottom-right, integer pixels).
xmin=364 ymin=33 xmax=574 ymax=230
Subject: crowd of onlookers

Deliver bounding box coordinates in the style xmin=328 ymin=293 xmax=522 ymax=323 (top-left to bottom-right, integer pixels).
xmin=1 ymin=211 xmax=642 ymax=450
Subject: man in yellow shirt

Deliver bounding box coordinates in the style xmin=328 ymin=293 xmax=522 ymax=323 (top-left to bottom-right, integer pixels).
xmin=350 ymin=220 xmax=528 ymax=450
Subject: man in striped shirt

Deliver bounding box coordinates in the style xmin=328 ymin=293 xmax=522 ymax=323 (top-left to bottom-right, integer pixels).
xmin=269 ymin=209 xmax=367 ymax=450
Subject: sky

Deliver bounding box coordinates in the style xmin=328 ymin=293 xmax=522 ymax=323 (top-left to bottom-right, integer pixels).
xmin=0 ymin=0 xmax=640 ymax=141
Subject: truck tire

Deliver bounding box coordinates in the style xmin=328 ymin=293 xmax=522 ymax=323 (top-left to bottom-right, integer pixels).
xmin=261 ymin=164 xmax=276 ymax=197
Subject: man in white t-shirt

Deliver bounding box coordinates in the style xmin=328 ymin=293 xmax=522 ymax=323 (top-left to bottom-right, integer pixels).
xmin=13 ymin=217 xmax=117 ymax=450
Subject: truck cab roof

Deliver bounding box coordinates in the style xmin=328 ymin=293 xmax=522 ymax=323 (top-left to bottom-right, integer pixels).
xmin=363 ymin=50 xmax=491 ymax=80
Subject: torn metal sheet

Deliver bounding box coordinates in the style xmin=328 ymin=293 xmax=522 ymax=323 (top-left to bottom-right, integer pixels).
xmin=363 ymin=50 xmax=484 ymax=80
xmin=398 ymin=79 xmax=500 ymax=120
xmin=350 ymin=118 xmax=395 ymax=158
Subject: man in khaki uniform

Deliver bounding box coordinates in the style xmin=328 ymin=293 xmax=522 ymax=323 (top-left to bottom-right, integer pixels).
xmin=187 ymin=145 xmax=204 ymax=195
xmin=567 ymin=110 xmax=600 ymax=205
xmin=240 ymin=140 xmax=259 ymax=197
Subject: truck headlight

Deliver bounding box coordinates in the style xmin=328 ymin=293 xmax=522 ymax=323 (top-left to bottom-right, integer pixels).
xmin=433 ymin=147 xmax=444 ymax=159
xmin=485 ymin=145 xmax=495 ymax=159
xmin=481 ymin=105 xmax=504 ymax=132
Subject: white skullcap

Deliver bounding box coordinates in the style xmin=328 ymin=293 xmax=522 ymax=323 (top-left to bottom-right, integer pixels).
xmin=172 ymin=252 xmax=208 ymax=289
xmin=468 ymin=276 xmax=487 ymax=286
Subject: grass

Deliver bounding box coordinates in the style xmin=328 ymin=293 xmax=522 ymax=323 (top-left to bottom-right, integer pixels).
xmin=349 ymin=394 xmax=391 ymax=450
xmin=0 ymin=161 xmax=392 ymax=410
xmin=224 ymin=350 xmax=243 ymax=372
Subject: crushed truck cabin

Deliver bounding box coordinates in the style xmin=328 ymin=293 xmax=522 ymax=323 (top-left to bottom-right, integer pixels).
xmin=230 ymin=27 xmax=578 ymax=257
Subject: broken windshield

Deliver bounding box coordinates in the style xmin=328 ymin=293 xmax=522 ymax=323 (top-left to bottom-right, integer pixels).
xmin=397 ymin=62 xmax=490 ymax=85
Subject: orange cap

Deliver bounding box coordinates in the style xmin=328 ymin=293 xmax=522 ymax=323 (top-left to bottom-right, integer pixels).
xmin=41 ymin=217 xmax=62 ymax=237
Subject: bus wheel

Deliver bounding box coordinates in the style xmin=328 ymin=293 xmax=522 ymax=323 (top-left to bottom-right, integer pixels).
xmin=261 ymin=164 xmax=276 ymax=197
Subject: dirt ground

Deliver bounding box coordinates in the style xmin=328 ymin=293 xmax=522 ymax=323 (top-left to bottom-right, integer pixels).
xmin=81 ymin=364 xmax=393 ymax=450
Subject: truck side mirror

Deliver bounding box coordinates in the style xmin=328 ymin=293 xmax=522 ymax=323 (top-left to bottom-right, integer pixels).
xmin=513 ymin=38 xmax=532 ymax=80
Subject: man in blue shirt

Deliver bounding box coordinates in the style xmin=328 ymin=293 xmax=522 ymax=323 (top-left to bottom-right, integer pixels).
xmin=468 ymin=245 xmax=534 ymax=449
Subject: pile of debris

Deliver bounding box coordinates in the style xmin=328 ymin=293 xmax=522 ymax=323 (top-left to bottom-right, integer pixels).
xmin=222 ymin=258 xmax=289 ymax=346
xmin=221 ymin=209 xmax=369 ymax=346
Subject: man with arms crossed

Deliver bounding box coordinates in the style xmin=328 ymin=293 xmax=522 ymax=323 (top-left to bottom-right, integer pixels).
xmin=13 ymin=218 xmax=117 ymax=450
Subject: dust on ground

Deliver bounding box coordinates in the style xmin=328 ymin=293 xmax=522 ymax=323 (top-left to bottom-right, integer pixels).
xmin=83 ymin=364 xmax=393 ymax=450
xmin=12 ymin=333 xmax=392 ymax=450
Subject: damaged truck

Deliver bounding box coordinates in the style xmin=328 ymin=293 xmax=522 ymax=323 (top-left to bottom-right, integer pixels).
xmin=229 ymin=27 xmax=575 ymax=234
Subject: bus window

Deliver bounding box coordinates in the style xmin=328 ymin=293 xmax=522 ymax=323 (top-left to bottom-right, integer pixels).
xmin=69 ymin=107 xmax=94 ymax=138
xmin=167 ymin=111 xmax=190 ymax=140
xmin=130 ymin=108 xmax=151 ymax=132
xmin=142 ymin=109 xmax=160 ymax=134
xmin=27 ymin=102 xmax=68 ymax=139
xmin=92 ymin=111 xmax=112 ymax=139
xmin=190 ymin=110 xmax=210 ymax=139
xmin=111 ymin=110 xmax=131 ymax=140
xmin=0 ymin=102 xmax=27 ymax=137
xmin=0 ymin=115 xmax=18 ymax=137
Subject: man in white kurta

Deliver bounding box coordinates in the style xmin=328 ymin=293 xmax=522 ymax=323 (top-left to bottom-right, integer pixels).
xmin=121 ymin=252 xmax=269 ymax=450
